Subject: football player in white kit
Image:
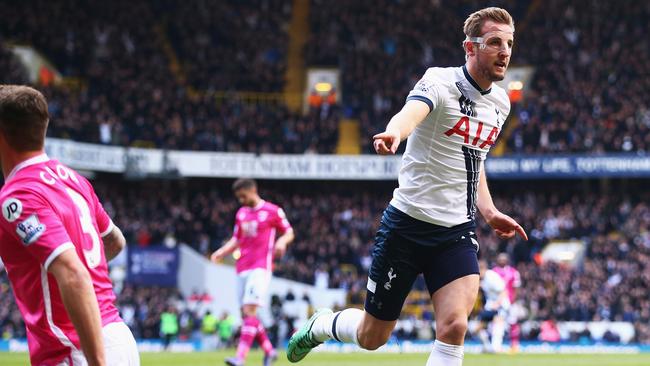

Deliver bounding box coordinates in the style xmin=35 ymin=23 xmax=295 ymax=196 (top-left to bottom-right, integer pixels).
xmin=477 ymin=260 xmax=510 ymax=353
xmin=287 ymin=7 xmax=527 ymax=366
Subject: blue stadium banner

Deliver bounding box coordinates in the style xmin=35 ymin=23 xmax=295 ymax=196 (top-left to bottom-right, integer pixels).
xmin=486 ymin=154 xmax=650 ymax=179
xmin=127 ymin=246 xmax=179 ymax=286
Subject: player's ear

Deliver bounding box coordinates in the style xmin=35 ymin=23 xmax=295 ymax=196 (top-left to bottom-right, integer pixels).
xmin=464 ymin=40 xmax=475 ymax=58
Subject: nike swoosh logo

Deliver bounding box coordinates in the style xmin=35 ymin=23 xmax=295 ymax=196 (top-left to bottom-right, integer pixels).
xmin=289 ymin=349 xmax=310 ymax=361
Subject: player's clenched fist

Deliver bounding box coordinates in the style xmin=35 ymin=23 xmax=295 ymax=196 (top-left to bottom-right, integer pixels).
xmin=373 ymin=130 xmax=401 ymax=155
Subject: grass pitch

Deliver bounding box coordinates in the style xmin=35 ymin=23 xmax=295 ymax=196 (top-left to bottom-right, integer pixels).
xmin=1 ymin=350 xmax=650 ymax=365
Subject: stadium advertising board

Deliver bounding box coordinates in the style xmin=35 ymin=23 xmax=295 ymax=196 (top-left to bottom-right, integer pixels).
xmin=127 ymin=246 xmax=179 ymax=287
xmin=315 ymin=341 xmax=650 ymax=354
xmin=45 ymin=138 xmax=125 ymax=172
xmin=46 ymin=139 xmax=650 ymax=180
xmin=3 ymin=339 xmax=650 ymax=354
xmin=170 ymin=151 xmax=401 ymax=179
xmin=485 ymin=155 xmax=650 ymax=178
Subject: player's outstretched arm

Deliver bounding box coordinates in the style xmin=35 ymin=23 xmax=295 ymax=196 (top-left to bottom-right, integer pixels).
xmin=102 ymin=225 xmax=126 ymax=261
xmin=49 ymin=250 xmax=106 ymax=366
xmin=476 ymin=166 xmax=528 ymax=240
xmin=373 ymin=100 xmax=430 ymax=154
xmin=210 ymin=237 xmax=239 ymax=263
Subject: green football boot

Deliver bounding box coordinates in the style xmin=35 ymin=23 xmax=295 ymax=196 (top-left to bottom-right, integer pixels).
xmin=286 ymin=308 xmax=333 ymax=363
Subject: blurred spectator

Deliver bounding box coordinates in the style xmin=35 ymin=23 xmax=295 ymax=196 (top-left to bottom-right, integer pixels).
xmin=603 ymin=329 xmax=621 ymax=343
xmin=160 ymin=306 xmax=179 ymax=350
xmin=217 ymin=312 xmax=235 ymax=349
xmin=314 ymin=264 xmax=329 ymax=289
xmin=539 ymin=318 xmax=561 ymax=342
xmin=201 ymin=310 xmax=219 ymax=350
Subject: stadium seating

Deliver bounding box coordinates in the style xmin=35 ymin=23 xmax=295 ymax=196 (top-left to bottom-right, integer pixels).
xmin=1 ymin=179 xmax=648 ymax=342
xmin=507 ymin=0 xmax=650 ymax=153
xmin=2 ymin=1 xmax=648 ymax=154
xmin=163 ymin=0 xmax=291 ymax=92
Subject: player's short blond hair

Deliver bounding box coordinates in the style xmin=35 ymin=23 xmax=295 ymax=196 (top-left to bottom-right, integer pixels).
xmin=463 ymin=7 xmax=514 ymax=38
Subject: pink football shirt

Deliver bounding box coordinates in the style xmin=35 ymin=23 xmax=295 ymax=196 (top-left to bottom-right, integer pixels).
xmin=492 ymin=265 xmax=521 ymax=303
xmin=233 ymin=200 xmax=292 ymax=273
xmin=0 ymin=154 xmax=121 ymax=366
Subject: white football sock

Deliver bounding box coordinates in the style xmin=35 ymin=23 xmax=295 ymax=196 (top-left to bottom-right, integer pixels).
xmin=311 ymin=308 xmax=363 ymax=344
xmin=478 ymin=329 xmax=491 ymax=352
xmin=426 ymin=340 xmax=464 ymax=366
xmin=491 ymin=320 xmax=505 ymax=353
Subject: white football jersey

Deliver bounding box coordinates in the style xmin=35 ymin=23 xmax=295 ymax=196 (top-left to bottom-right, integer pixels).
xmin=481 ymin=269 xmax=507 ymax=311
xmin=390 ymin=66 xmax=510 ymax=227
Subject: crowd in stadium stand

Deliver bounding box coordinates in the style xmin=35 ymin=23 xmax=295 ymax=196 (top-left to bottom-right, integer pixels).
xmin=307 ymin=0 xmax=650 ymax=154
xmin=164 ymin=0 xmax=291 ymax=92
xmin=1 ymin=180 xmax=648 ymax=342
xmin=507 ymin=0 xmax=650 ymax=154
xmin=0 ymin=0 xmax=337 ymax=153
xmin=2 ymin=1 xmax=649 ymax=154
xmin=0 ymin=42 xmax=28 ymax=85
xmin=306 ymin=0 xmax=524 ymax=152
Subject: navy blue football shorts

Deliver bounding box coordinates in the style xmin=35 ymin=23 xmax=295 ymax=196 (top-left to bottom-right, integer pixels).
xmin=478 ymin=309 xmax=498 ymax=322
xmin=364 ymin=205 xmax=480 ymax=321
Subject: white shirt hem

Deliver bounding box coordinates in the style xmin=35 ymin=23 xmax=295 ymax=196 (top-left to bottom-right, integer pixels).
xmin=44 ymin=242 xmax=75 ymax=270
xmin=100 ymin=220 xmax=115 ymax=237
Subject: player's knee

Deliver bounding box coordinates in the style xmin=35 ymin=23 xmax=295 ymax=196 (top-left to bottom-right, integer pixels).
xmin=437 ymin=316 xmax=468 ymax=342
xmin=357 ymin=328 xmax=390 ymax=350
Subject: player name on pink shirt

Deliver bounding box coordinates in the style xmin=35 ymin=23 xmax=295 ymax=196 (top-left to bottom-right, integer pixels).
xmin=233 ymin=200 xmax=292 ymax=273
xmin=0 ymin=154 xmax=121 ymax=365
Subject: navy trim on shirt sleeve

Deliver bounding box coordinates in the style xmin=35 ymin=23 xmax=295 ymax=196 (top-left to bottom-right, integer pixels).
xmin=406 ymin=95 xmax=433 ymax=112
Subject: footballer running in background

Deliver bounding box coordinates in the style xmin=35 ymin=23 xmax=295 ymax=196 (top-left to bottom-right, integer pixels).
xmin=211 ymin=178 xmax=294 ymax=366
xmin=492 ymin=252 xmax=522 ymax=352
xmin=0 ymin=85 xmax=139 ymax=365
xmin=477 ymin=259 xmax=509 ymax=353
xmin=287 ymin=7 xmax=527 ymax=366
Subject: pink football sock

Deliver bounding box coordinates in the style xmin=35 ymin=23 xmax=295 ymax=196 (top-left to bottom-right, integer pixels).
xmin=255 ymin=322 xmax=275 ymax=354
xmin=235 ymin=316 xmax=259 ymax=360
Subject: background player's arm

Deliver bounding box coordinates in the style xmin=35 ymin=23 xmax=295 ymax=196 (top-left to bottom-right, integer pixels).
xmin=477 ymin=165 xmax=528 ymax=240
xmin=272 ymin=207 xmax=294 ymax=258
xmin=373 ymin=100 xmax=430 ymax=154
xmin=512 ymin=270 xmax=522 ymax=299
xmin=49 ymin=250 xmax=106 ymax=366
xmin=210 ymin=236 xmax=239 ymax=262
xmin=102 ymin=225 xmax=126 ymax=261
xmin=273 ymin=228 xmax=294 ymax=258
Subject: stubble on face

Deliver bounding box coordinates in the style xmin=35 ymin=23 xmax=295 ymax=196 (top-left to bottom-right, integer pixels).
xmin=475 ymin=22 xmax=513 ymax=83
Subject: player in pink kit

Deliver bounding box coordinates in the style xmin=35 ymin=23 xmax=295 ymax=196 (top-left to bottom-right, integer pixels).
xmin=0 ymin=85 xmax=139 ymax=365
xmin=211 ymin=179 xmax=294 ymax=366
xmin=492 ymin=253 xmax=522 ymax=352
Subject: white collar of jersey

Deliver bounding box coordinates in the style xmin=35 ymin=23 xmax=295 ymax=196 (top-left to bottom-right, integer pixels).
xmin=5 ymin=153 xmax=50 ymax=182
xmin=462 ymin=65 xmax=492 ymax=95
